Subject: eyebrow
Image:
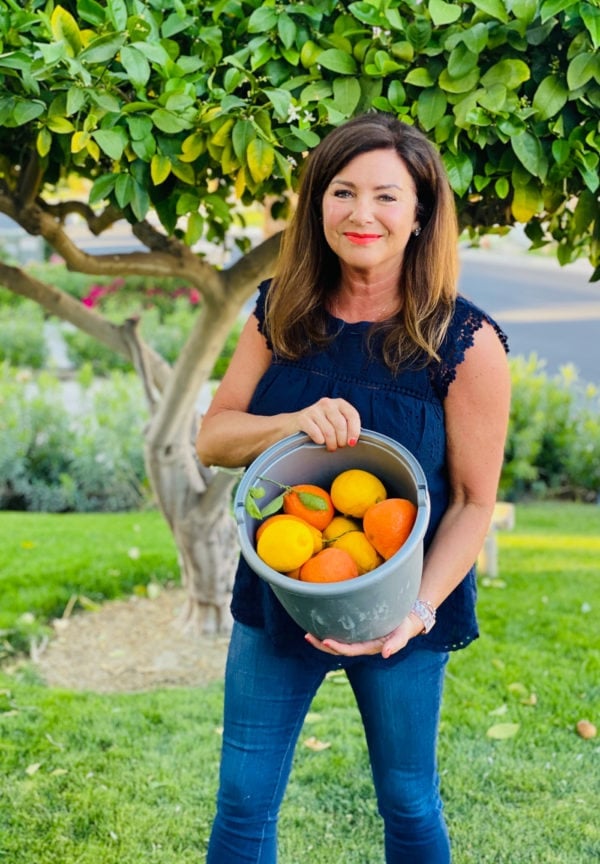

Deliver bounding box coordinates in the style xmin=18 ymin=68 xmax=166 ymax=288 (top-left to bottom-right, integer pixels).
xmin=330 ymin=179 xmax=404 ymax=191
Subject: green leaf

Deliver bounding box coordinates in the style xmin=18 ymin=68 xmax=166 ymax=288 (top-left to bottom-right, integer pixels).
xmin=119 ymin=45 xmax=151 ymax=88
xmin=77 ymin=0 xmax=106 ymax=27
xmin=471 ymin=0 xmax=509 ymax=22
xmin=405 ymin=68 xmax=435 ymax=88
xmin=510 ymin=0 xmax=538 ymax=23
xmin=567 ymin=53 xmax=597 ymax=91
xmin=448 ymin=44 xmax=479 ymax=78
xmin=551 ymin=139 xmax=570 ymax=165
xmin=46 ymin=116 xmax=75 ymax=134
xmin=36 ymin=127 xmax=52 ymax=158
xmin=247 ymin=7 xmax=278 ymax=32
xmin=332 ymin=77 xmax=361 ymax=115
xmin=317 ymin=49 xmax=357 ymax=75
xmin=417 ymin=87 xmax=447 ymax=131
xmin=51 ymin=7 xmax=82 ymax=57
xmin=106 ymin=0 xmax=128 ymax=31
xmin=264 ymin=88 xmax=292 ymax=120
xmin=481 ymin=59 xmax=530 ymax=89
xmin=277 ymin=12 xmax=296 ymax=50
xmin=429 ymin=0 xmax=461 ymax=26
xmin=151 ymin=153 xmax=171 ymax=185
xmin=12 ymin=100 xmax=44 ymax=126
xmin=532 ymin=75 xmax=568 ymax=121
xmin=244 ymin=492 xmax=263 ymax=520
xmin=477 ymin=84 xmax=507 ymax=112
xmin=129 ymin=180 xmax=149 ymax=221
xmin=89 ymin=173 xmax=117 ymax=204
xmin=66 ymin=87 xmax=86 ymax=116
xmin=92 ymin=129 xmax=125 ymax=160
xmin=486 ymin=723 xmax=520 ymax=739
xmin=540 ymin=0 xmax=578 ymax=24
xmin=79 ymin=33 xmax=126 ymax=65
xmin=151 ymin=108 xmax=191 ymax=134
xmin=260 ymin=494 xmax=285 ymax=519
xmin=439 ymin=67 xmax=480 ymax=93
xmin=462 ymin=23 xmax=488 ymax=54
xmin=494 ymin=176 xmax=509 ymax=199
xmin=581 ymin=2 xmax=600 ymax=49
xmin=297 ymin=492 xmax=328 ymax=511
xmin=511 ymin=131 xmax=548 ymax=180
xmin=246 ymin=138 xmax=275 ymax=184
xmin=442 ymin=151 xmax=473 ymax=196
xmin=114 ymin=173 xmax=133 ymax=208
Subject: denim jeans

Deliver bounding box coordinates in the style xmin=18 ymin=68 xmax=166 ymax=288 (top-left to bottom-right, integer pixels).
xmin=206 ymin=622 xmax=451 ymax=864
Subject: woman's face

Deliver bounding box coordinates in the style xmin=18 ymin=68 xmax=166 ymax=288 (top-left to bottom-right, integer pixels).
xmin=321 ymin=148 xmax=420 ymax=280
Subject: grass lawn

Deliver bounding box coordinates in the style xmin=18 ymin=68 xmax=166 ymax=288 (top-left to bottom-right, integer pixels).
xmin=1 ymin=503 xmax=599 ymax=863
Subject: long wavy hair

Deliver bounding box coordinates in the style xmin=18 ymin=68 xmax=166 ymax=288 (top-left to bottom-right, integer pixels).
xmin=265 ymin=113 xmax=460 ymax=371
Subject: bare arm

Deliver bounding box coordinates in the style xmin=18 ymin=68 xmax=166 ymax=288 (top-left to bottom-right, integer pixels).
xmin=307 ymin=320 xmax=511 ymax=657
xmin=196 ymin=313 xmax=362 ymax=468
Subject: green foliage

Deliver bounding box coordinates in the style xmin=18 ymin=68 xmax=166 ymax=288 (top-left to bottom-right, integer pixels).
xmin=0 ymin=504 xmax=598 ymax=862
xmin=502 ymin=354 xmax=600 ymax=500
xmin=0 ymin=363 xmax=149 ymax=512
xmin=0 ymin=0 xmax=597 ymax=273
xmin=0 ymin=301 xmax=47 ymax=367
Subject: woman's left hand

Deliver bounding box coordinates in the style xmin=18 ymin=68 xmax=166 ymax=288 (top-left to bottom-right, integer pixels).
xmin=305 ymin=613 xmax=424 ymax=659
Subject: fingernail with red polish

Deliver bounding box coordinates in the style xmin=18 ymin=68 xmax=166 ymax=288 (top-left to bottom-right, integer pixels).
xmin=348 ymin=438 xmax=357 ymax=447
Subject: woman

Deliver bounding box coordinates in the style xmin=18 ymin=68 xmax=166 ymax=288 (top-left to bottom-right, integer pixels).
xmin=196 ymin=112 xmax=511 ymax=863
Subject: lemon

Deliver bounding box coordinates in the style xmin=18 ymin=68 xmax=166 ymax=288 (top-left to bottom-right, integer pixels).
xmin=256 ymin=518 xmax=315 ymax=572
xmin=330 ymin=530 xmax=383 ymax=575
xmin=330 ymin=469 xmax=387 ymax=518
xmin=322 ymin=515 xmax=360 ymax=541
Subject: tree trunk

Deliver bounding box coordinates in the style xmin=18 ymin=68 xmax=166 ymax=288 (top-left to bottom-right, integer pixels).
xmin=0 ymin=231 xmax=282 ymax=634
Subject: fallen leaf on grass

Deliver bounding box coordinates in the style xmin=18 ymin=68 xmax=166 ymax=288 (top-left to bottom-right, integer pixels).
xmin=25 ymin=763 xmax=42 ymax=776
xmin=576 ymin=719 xmax=597 ymax=739
xmin=486 ymin=723 xmax=520 ymax=740
xmin=303 ymin=736 xmax=331 ymax=751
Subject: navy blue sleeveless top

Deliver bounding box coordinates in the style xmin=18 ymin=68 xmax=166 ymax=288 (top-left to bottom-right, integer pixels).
xmin=231 ymin=280 xmax=509 ymax=667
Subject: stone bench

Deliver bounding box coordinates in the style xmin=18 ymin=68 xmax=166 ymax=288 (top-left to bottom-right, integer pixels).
xmin=477 ymin=502 xmax=516 ymax=578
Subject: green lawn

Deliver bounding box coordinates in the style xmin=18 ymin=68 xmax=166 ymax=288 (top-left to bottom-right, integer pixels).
xmin=1 ymin=504 xmax=599 ymax=863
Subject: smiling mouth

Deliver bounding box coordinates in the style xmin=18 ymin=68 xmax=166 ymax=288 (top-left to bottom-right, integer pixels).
xmin=344 ymin=232 xmax=381 ymax=244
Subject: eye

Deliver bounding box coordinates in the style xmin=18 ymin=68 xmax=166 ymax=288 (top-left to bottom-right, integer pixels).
xmin=332 ymin=189 xmax=353 ymax=199
xmin=378 ymin=193 xmax=397 ymax=203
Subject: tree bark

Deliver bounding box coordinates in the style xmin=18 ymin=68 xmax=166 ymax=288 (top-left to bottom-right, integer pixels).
xmin=0 ymin=226 xmax=282 ymax=634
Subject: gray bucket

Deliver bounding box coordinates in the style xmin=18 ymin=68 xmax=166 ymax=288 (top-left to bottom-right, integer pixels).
xmin=234 ymin=429 xmax=430 ymax=643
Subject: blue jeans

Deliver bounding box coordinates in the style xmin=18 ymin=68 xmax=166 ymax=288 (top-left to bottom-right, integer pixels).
xmin=207 ymin=622 xmax=450 ymax=864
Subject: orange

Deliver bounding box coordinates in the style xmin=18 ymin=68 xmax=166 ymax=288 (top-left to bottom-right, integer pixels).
xmin=256 ymin=518 xmax=315 ymax=572
xmin=322 ymin=515 xmax=360 ymax=541
xmin=363 ymin=498 xmax=417 ymax=560
xmin=329 ymin=469 xmax=387 ymax=518
xmin=299 ymin=547 xmax=359 ymax=583
xmin=330 ymin=530 xmax=383 ymax=575
xmin=256 ymin=514 xmax=323 ymax=554
xmin=283 ymin=483 xmax=335 ymax=531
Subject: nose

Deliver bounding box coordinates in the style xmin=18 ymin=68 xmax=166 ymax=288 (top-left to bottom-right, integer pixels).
xmin=348 ymin=196 xmax=374 ymax=224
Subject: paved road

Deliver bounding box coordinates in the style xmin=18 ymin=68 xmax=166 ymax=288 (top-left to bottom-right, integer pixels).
xmin=458 ymin=245 xmax=599 ymax=388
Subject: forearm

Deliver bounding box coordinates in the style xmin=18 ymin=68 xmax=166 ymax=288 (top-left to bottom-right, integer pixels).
xmin=418 ymin=498 xmax=496 ymax=608
xmin=196 ymin=409 xmax=300 ymax=469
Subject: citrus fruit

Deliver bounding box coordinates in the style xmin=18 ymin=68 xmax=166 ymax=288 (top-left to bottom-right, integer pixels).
xmin=256 ymin=514 xmax=323 ymax=554
xmin=329 ymin=469 xmax=387 ymax=518
xmin=299 ymin=547 xmax=359 ymax=583
xmin=363 ymin=497 xmax=417 ymax=560
xmin=256 ymin=518 xmax=315 ymax=572
xmin=322 ymin=515 xmax=361 ymax=541
xmin=283 ymin=483 xmax=335 ymax=531
xmin=330 ymin=530 xmax=383 ymax=575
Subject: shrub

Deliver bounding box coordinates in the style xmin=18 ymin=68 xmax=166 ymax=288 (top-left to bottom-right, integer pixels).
xmin=0 ymin=302 xmax=47 ymax=368
xmin=501 ymin=355 xmax=600 ymax=502
xmin=0 ymin=364 xmax=149 ymax=512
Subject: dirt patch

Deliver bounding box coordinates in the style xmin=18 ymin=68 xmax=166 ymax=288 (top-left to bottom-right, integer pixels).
xmin=32 ymin=587 xmax=230 ymax=694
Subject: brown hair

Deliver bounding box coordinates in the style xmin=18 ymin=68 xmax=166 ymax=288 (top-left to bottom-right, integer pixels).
xmin=266 ymin=112 xmax=459 ymax=370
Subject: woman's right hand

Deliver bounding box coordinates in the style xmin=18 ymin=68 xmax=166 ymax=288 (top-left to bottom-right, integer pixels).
xmin=295 ymin=397 xmax=361 ymax=450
